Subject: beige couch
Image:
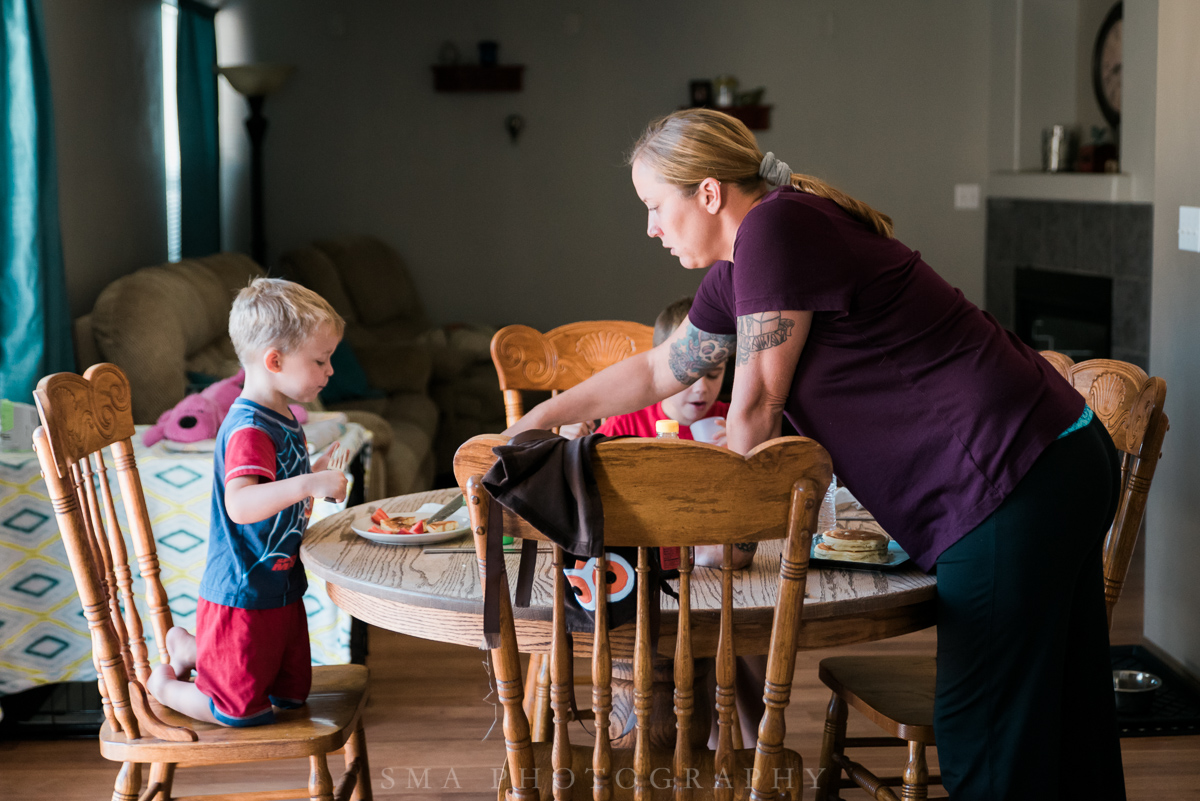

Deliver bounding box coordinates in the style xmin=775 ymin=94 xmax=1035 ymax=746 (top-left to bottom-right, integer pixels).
xmin=279 ymin=236 xmax=507 ymax=476
xmin=72 ymin=252 xmax=439 ymax=498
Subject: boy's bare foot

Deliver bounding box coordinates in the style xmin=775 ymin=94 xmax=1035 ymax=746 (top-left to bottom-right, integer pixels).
xmin=147 ymin=663 xmax=176 ymax=703
xmin=165 ymin=626 xmax=196 ymax=679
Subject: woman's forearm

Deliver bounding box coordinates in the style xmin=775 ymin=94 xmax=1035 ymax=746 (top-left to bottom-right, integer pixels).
xmin=726 ymin=403 xmax=784 ymax=457
xmin=506 ymin=350 xmax=678 ymax=435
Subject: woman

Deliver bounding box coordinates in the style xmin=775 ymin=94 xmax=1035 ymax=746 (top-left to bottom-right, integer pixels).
xmin=505 ymin=108 xmax=1125 ymax=800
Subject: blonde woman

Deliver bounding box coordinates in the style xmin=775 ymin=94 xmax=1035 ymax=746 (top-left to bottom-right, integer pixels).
xmin=508 ymin=109 xmax=1124 ymax=800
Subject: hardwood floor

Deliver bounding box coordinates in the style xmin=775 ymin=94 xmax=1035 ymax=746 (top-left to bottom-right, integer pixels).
xmin=2 ymin=538 xmax=1197 ymax=799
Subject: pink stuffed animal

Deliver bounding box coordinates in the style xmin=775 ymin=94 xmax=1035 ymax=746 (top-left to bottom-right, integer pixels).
xmin=142 ymin=370 xmax=308 ymax=446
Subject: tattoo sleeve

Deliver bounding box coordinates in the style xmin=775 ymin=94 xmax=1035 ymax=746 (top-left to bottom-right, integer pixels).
xmin=735 ymin=542 xmax=759 ymax=554
xmin=736 ymin=312 xmax=796 ymax=366
xmin=667 ymin=322 xmax=736 ymax=385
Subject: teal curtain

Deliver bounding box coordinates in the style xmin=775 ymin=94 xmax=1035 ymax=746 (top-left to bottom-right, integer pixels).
xmin=0 ymin=0 xmax=73 ymax=402
xmin=177 ymin=0 xmax=220 ymax=257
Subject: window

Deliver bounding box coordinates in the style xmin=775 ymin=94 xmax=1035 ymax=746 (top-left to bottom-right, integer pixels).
xmin=161 ymin=2 xmax=181 ymax=262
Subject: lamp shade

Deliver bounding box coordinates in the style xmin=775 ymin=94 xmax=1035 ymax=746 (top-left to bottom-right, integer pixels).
xmin=216 ymin=64 xmax=295 ymax=97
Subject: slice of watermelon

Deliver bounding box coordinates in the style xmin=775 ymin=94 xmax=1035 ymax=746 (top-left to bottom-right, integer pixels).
xmin=409 ymin=519 xmax=425 ymax=535
xmin=371 ymin=508 xmax=389 ymax=524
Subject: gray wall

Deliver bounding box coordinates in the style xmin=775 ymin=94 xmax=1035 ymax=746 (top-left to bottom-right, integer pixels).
xmin=216 ymin=0 xmax=991 ymax=331
xmin=43 ymin=0 xmax=167 ymax=319
xmin=1146 ymin=0 xmax=1200 ymax=679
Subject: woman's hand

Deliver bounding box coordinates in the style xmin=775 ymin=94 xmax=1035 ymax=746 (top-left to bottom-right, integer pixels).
xmin=557 ymin=421 xmax=596 ymax=440
xmin=694 ymin=543 xmax=755 ymax=569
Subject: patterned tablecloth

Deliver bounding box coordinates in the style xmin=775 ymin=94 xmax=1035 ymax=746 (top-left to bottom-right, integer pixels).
xmin=0 ymin=422 xmax=369 ymax=697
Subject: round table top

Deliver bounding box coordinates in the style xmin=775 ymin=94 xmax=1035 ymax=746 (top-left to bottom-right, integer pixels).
xmin=302 ymin=488 xmax=938 ymax=657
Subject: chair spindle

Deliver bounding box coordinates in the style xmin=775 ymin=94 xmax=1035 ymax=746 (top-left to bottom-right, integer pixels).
xmin=673 ymin=545 xmax=695 ymax=799
xmin=551 ymin=546 xmax=574 ymax=801
xmin=593 ymin=552 xmax=613 ymax=801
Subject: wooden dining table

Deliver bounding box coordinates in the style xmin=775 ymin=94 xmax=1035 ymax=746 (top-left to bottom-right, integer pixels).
xmin=302 ymin=487 xmax=937 ymax=660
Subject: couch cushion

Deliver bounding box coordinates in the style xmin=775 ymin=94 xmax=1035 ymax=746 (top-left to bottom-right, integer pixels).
xmin=277 ymin=245 xmax=359 ymax=325
xmin=90 ymin=254 xmax=263 ymax=423
xmin=314 ymin=236 xmax=429 ymax=331
xmin=320 ymin=341 xmax=386 ymax=405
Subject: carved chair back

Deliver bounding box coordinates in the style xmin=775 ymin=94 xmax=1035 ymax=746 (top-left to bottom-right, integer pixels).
xmin=32 ymin=363 xmax=196 ymax=743
xmin=490 ymin=321 xmax=655 ymax=428
xmin=1040 ymin=352 xmax=1169 ymax=628
xmin=454 ymin=433 xmax=833 ymax=800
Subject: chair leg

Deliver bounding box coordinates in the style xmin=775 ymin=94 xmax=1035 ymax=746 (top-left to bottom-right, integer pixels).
xmin=147 ymin=763 xmax=175 ymax=801
xmin=900 ymin=740 xmax=928 ymax=801
xmin=112 ymin=761 xmax=142 ymax=801
xmin=310 ymin=753 xmax=334 ymax=801
xmin=522 ymin=653 xmax=553 ymax=742
xmin=814 ymin=693 xmax=848 ymax=801
xmin=346 ymin=718 xmax=373 ymax=801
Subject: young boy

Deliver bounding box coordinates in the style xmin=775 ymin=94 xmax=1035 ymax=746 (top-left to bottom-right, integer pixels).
xmin=148 ymin=278 xmax=349 ymax=726
xmin=563 ymin=296 xmax=729 ymax=443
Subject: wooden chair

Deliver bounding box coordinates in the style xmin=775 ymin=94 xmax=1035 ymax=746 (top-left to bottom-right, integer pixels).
xmin=491 ymin=320 xmax=655 ymax=737
xmin=31 ymin=364 xmax=372 ymax=801
xmin=492 ymin=320 xmax=655 ymax=429
xmin=813 ymin=354 xmax=1169 ymax=801
xmin=455 ymin=432 xmax=833 ymax=800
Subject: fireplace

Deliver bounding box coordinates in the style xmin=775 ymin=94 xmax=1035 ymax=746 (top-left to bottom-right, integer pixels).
xmin=1013 ymin=268 xmax=1112 ymax=361
xmin=986 ymin=199 xmax=1151 ymax=370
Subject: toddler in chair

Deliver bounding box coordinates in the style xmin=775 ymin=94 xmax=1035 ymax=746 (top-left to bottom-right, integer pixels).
xmin=148 ymin=278 xmax=348 ymax=726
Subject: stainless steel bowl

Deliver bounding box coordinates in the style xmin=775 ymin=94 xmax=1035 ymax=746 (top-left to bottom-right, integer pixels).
xmin=1113 ymin=670 xmax=1162 ymax=715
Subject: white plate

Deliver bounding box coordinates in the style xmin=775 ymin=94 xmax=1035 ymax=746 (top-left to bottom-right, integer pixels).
xmin=350 ymin=513 xmax=469 ymax=546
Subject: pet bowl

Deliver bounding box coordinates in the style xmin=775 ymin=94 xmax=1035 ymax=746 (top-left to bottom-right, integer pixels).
xmin=1113 ymin=670 xmax=1162 ymax=716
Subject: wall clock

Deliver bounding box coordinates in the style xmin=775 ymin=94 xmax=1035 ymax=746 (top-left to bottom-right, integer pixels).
xmin=1093 ymin=1 xmax=1122 ymax=129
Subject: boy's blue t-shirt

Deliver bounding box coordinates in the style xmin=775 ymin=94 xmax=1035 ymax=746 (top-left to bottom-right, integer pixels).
xmin=199 ymin=398 xmax=311 ymax=610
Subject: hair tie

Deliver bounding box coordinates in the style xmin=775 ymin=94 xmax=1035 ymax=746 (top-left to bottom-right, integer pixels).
xmin=758 ymin=152 xmax=793 ymax=187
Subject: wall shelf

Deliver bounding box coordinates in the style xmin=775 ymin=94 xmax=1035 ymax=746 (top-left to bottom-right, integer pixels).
xmin=717 ymin=104 xmax=772 ymax=130
xmin=986 ymin=171 xmax=1134 ymax=203
xmin=432 ymin=65 xmax=524 ymax=93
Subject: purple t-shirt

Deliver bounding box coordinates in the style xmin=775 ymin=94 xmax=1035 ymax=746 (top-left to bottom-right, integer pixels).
xmin=689 ymin=187 xmax=1084 ymax=570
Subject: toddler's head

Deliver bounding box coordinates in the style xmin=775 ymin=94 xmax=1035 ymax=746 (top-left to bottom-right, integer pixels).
xmin=230 ymin=278 xmax=345 ymax=403
xmin=656 ymin=296 xmax=727 ymax=427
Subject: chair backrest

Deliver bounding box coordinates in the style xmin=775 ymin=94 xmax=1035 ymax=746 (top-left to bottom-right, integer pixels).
xmin=454 ymin=433 xmax=832 ymax=799
xmin=490 ymin=321 xmax=654 ymax=428
xmin=32 ymin=363 xmax=197 ymax=742
xmin=1041 ymin=352 xmax=1169 ymax=629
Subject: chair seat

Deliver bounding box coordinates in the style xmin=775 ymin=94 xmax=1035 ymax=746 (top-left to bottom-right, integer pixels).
xmin=818 ymin=655 xmax=936 ymax=744
xmin=499 ymin=742 xmax=805 ymax=801
xmin=99 ymin=664 xmax=369 ymax=765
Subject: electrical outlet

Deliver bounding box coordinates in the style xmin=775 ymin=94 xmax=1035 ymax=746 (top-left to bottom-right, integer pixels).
xmin=1180 ymin=206 xmax=1200 ymax=253
xmin=954 ymin=184 xmax=980 ymax=210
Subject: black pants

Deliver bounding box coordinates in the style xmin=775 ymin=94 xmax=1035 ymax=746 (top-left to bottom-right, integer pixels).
xmin=934 ymin=415 xmax=1125 ymax=800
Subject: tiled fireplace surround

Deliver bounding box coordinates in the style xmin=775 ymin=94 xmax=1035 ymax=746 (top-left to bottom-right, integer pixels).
xmin=985 ymin=199 xmax=1152 ymax=370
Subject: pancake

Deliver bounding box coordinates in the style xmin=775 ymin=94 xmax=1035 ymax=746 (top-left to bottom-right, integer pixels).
xmin=817 ymin=528 xmax=890 ymax=563
xmin=821 ymin=528 xmax=889 ymax=552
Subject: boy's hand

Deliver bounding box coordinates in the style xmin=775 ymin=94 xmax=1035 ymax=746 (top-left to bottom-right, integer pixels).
xmin=311 ymin=442 xmax=339 ymax=473
xmin=308 ymin=470 xmax=348 ymax=503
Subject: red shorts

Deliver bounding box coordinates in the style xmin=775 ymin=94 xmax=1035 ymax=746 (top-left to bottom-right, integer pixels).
xmin=195 ymin=598 xmax=311 ymax=727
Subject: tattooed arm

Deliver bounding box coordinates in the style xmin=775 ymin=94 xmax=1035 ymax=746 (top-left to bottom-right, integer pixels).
xmin=503 ymin=320 xmax=736 ymax=437
xmin=726 ymin=310 xmax=812 ymax=457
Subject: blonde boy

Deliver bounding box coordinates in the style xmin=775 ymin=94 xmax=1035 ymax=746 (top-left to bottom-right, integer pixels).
xmin=149 ymin=279 xmax=348 ymax=726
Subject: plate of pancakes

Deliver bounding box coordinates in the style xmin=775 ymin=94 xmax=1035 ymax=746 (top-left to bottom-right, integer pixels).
xmin=811 ymin=526 xmax=910 ymax=570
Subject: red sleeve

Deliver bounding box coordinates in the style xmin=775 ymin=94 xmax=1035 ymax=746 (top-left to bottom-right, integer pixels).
xmin=224 ymin=427 xmax=277 ymax=483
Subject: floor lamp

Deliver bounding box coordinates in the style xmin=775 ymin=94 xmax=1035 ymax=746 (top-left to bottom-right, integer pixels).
xmin=217 ymin=64 xmax=295 ymax=267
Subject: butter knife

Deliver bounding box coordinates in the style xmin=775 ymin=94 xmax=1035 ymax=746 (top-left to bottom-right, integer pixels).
xmin=426 ymin=494 xmax=465 ymax=523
